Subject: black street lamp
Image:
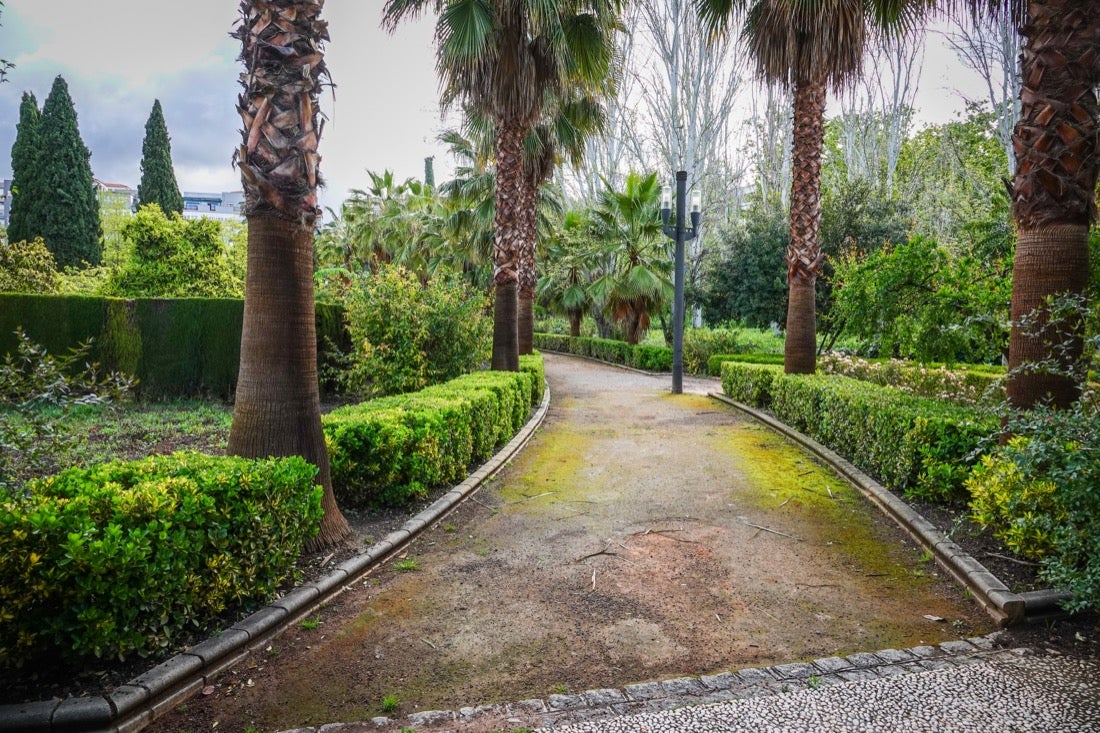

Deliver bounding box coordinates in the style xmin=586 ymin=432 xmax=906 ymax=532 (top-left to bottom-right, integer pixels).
xmin=660 ymin=170 xmax=701 ymax=394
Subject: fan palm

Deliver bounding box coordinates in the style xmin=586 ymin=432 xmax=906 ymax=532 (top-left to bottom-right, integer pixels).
xmin=698 ymin=0 xmax=929 ymax=374
xmin=589 ymin=171 xmax=674 ymax=344
xmin=228 ymin=0 xmax=349 ymax=549
xmin=384 ymin=0 xmax=620 ymax=371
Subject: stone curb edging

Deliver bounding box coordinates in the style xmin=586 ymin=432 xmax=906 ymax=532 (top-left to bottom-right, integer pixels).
xmin=708 ymin=393 xmax=1072 ymax=626
xmin=0 ymin=387 xmax=553 ymax=733
xmin=282 ymin=634 xmax=1031 ymax=733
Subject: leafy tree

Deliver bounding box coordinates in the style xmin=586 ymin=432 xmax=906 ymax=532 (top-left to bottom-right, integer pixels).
xmin=34 ymin=76 xmax=102 ymax=268
xmin=7 ymin=92 xmax=42 ymax=247
xmin=384 ymin=0 xmax=620 ymax=372
xmin=0 ymin=1 xmax=12 ymax=83
xmin=700 ymin=198 xmax=788 ymax=329
xmin=229 ymin=0 xmax=349 ymax=549
xmin=0 ymin=238 xmax=60 ymax=293
xmin=342 ymin=264 xmax=491 ymax=398
xmin=538 ymin=210 xmax=600 ymax=337
xmin=102 ymin=205 xmax=242 ymax=298
xmin=829 ymin=235 xmax=1011 ymax=364
xmin=137 ymin=99 xmax=184 ymax=215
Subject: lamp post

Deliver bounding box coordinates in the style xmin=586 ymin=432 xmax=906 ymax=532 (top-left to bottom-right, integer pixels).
xmin=660 ymin=170 xmax=701 ymax=395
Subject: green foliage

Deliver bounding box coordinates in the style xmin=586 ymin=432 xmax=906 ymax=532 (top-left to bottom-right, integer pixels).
xmin=7 ymin=92 xmax=43 ymax=248
xmin=0 ymin=238 xmax=59 ymax=293
xmin=0 ymin=329 xmax=134 ymax=494
xmin=137 ymin=100 xmax=183 ymax=215
xmin=829 ymin=235 xmax=1011 ymax=364
xmin=707 ymin=352 xmax=785 ymax=376
xmin=35 ymin=76 xmax=102 ymax=268
xmin=0 ymin=452 xmax=322 ymax=666
xmin=325 ymin=362 xmax=538 ymax=508
xmin=682 ymin=327 xmax=743 ymax=375
xmin=532 ymin=332 xmax=674 ymax=372
xmin=967 ymin=400 xmax=1100 ymax=612
xmin=720 ymin=362 xmax=994 ymax=500
xmin=342 ymin=264 xmax=491 ymax=398
xmin=818 ymin=353 xmax=1004 ymax=406
xmin=103 ymin=205 xmax=243 ymax=298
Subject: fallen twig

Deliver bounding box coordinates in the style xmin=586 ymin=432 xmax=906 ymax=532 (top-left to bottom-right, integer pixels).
xmin=509 ymin=491 xmax=557 ymax=505
xmin=591 ymin=568 xmax=597 ymax=590
xmin=741 ymin=520 xmax=801 ymax=541
xmin=985 ymin=551 xmax=1041 ymax=568
xmin=421 ymin=637 xmax=437 ymax=649
xmin=778 ymin=497 xmax=792 ymax=508
xmin=632 ymin=528 xmax=698 ymax=543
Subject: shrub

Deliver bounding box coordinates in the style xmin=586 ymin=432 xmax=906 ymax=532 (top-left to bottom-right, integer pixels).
xmin=326 ymin=363 xmax=538 ymax=508
xmin=708 ymin=352 xmax=785 ymax=376
xmin=343 ymin=265 xmax=491 ymax=398
xmin=967 ymin=401 xmax=1100 ymax=612
xmin=0 ymin=238 xmax=60 ymax=294
xmin=0 ymin=452 xmax=321 ymax=666
xmin=719 ymin=362 xmax=993 ymax=501
xmin=682 ymin=327 xmax=742 ymax=374
xmin=818 ymin=352 xmax=1003 ymax=406
xmin=533 ymin=333 xmax=673 ymax=372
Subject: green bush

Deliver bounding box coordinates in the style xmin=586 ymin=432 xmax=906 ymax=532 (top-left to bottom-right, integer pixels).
xmin=707 ymin=352 xmax=785 ymax=376
xmin=682 ymin=327 xmax=742 ymax=374
xmin=343 ymin=265 xmax=491 ymax=398
xmin=519 ymin=353 xmax=546 ymax=405
xmin=325 ymin=362 xmax=539 ymax=508
xmin=533 ymin=333 xmax=673 ymax=372
xmin=967 ymin=401 xmax=1100 ymax=612
xmin=818 ymin=352 xmax=1003 ymax=406
xmin=0 ymin=238 xmax=60 ymax=294
xmin=720 ymin=362 xmax=994 ymax=501
xmin=0 ymin=452 xmax=321 ymax=666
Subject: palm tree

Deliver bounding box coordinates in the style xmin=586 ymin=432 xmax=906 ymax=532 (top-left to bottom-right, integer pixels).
xmin=589 ymin=171 xmax=673 ymax=344
xmin=698 ymin=0 xmax=927 ymax=374
xmin=976 ymin=0 xmax=1096 ymax=409
xmin=538 ymin=209 xmax=601 ymax=336
xmin=384 ymin=0 xmax=620 ymax=371
xmin=227 ymin=0 xmax=350 ymax=549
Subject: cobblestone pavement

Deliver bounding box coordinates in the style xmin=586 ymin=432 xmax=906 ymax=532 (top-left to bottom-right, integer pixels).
xmin=278 ymin=635 xmax=1100 ymax=732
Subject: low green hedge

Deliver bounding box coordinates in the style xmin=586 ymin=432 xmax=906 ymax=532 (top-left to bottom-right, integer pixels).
xmin=533 ymin=333 xmax=673 ymax=372
xmin=721 ymin=362 xmax=995 ymax=501
xmin=0 ymin=452 xmax=322 ymax=667
xmin=325 ymin=357 xmax=544 ymax=508
xmin=707 ymin=352 xmax=786 ymax=376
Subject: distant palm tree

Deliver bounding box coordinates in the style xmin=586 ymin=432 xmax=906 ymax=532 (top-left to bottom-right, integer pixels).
xmin=698 ymin=0 xmax=928 ymax=374
xmin=538 ymin=209 xmax=601 ymax=337
xmin=384 ymin=0 xmax=620 ymax=371
xmin=590 ymin=171 xmax=673 ymax=344
xmin=228 ymin=0 xmax=349 ymax=549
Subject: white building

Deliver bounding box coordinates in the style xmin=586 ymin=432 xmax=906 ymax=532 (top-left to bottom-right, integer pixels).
xmin=0 ymin=178 xmax=11 ymax=229
xmin=182 ymin=191 xmax=244 ymax=221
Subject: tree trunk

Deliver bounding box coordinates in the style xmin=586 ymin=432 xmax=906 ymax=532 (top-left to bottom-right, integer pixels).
xmin=518 ymin=291 xmax=535 ymax=355
xmin=783 ymin=75 xmax=828 ymax=375
xmin=492 ymin=118 xmax=524 ymax=371
xmin=518 ymin=174 xmax=537 ymax=356
xmin=1006 ymin=0 xmax=1098 ymax=409
xmin=228 ymin=216 xmax=350 ymax=550
xmin=569 ymin=308 xmax=582 ymax=337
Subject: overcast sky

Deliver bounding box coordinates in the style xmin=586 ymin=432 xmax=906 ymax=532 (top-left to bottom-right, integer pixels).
xmin=0 ymin=2 xmax=987 ymax=216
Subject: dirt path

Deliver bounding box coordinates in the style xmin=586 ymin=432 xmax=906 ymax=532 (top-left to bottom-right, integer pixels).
xmin=152 ymin=354 xmax=990 ymax=732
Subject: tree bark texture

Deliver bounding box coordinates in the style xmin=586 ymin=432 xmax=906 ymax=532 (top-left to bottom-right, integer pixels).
xmin=228 ymin=217 xmax=350 ymax=549
xmin=492 ymin=117 xmax=525 ymax=371
xmin=517 ymin=175 xmax=538 ymax=356
xmin=231 ymin=0 xmax=349 ymax=549
xmin=783 ymin=75 xmax=827 ymax=375
xmin=1006 ymin=0 xmax=1098 ymax=409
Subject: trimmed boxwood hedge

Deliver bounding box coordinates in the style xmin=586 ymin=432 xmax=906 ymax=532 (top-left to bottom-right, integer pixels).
xmin=707 ymin=352 xmax=786 ymax=376
xmin=0 ymin=452 xmax=322 ymax=666
xmin=0 ymin=294 xmax=347 ymax=399
xmin=325 ymin=356 xmax=545 ymax=508
xmin=721 ymin=362 xmax=995 ymax=501
xmin=533 ymin=333 xmax=673 ymax=372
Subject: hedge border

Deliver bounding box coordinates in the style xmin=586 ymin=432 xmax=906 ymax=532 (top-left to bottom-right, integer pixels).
xmin=0 ymin=379 xmax=553 ymax=733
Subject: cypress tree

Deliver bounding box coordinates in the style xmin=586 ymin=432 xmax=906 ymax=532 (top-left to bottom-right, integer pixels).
xmin=37 ymin=75 xmax=102 ymax=268
xmin=137 ymin=99 xmax=183 ymax=215
xmin=7 ymin=92 xmax=42 ymax=245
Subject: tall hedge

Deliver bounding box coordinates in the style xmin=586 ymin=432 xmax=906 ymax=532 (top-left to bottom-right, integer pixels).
xmin=0 ymin=294 xmax=347 ymax=399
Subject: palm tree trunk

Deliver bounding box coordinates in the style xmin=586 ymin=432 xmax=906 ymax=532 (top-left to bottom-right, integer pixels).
xmin=569 ymin=308 xmax=582 ymax=337
xmin=783 ymin=75 xmax=828 ymax=375
xmin=1006 ymin=0 xmax=1097 ymax=409
xmin=228 ymin=216 xmax=350 ymax=550
xmin=230 ymin=0 xmax=349 ymax=550
xmin=518 ymin=177 xmax=538 ymax=356
xmin=492 ymin=117 xmax=525 ymax=371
